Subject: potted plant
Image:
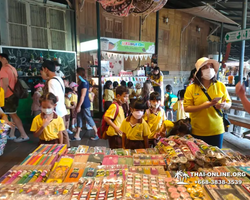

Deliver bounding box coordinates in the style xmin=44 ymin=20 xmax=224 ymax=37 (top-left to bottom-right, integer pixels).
xmin=17 ymin=67 xmax=23 ymax=76
xmin=33 ymin=68 xmax=37 ymax=76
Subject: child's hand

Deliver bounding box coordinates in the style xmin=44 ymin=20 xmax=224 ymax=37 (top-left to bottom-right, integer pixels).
xmin=42 ymin=118 xmax=51 ymax=128
xmin=115 ymin=127 xmax=123 ymax=136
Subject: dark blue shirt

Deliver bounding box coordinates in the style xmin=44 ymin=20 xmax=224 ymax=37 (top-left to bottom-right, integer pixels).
xmin=77 ymin=79 xmax=90 ymax=109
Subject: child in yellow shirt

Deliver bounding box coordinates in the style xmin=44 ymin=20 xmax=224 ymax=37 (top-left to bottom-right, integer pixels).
xmin=144 ymin=92 xmax=166 ymax=147
xmin=104 ymin=80 xmax=114 ymax=111
xmin=30 ymin=93 xmax=65 ymax=145
xmin=69 ymin=82 xmax=78 ymax=131
xmin=65 ymin=88 xmax=75 ymax=134
xmin=121 ymin=100 xmax=150 ymax=150
xmin=104 ymin=86 xmax=129 ymax=149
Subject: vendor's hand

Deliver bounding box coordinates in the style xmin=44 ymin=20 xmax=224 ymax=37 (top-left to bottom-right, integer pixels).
xmin=42 ymin=118 xmax=51 ymax=128
xmin=76 ymin=106 xmax=81 ymax=113
xmin=115 ymin=127 xmax=123 ymax=136
xmin=235 ymin=82 xmax=246 ymax=98
xmin=215 ymin=100 xmax=226 ymax=110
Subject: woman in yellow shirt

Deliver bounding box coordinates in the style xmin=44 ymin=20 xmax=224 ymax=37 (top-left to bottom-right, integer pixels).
xmin=121 ymin=100 xmax=150 ymax=150
xmin=30 ymin=93 xmax=65 ymax=145
xmin=104 ymin=80 xmax=114 ymax=112
xmin=150 ymin=66 xmax=163 ymax=95
xmin=184 ymin=57 xmax=231 ymax=148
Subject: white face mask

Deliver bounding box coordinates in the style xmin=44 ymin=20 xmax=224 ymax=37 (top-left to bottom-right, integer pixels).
xmin=202 ymin=68 xmax=215 ymax=80
xmin=151 ymin=102 xmax=160 ymax=109
xmin=41 ymin=108 xmax=54 ymax=115
xmin=132 ymin=111 xmax=144 ymax=119
xmin=56 ymin=66 xmax=60 ymax=71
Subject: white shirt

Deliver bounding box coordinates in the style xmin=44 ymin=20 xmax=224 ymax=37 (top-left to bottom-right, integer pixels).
xmin=55 ymin=70 xmax=65 ymax=78
xmin=48 ymin=76 xmax=67 ymax=117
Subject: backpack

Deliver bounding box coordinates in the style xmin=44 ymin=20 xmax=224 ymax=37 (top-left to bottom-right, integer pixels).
xmin=165 ymin=92 xmax=178 ymax=109
xmin=7 ymin=66 xmax=29 ymax=99
xmin=100 ymin=102 xmax=119 ymax=140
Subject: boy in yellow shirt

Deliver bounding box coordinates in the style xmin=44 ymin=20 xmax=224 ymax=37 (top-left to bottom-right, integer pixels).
xmin=121 ymin=100 xmax=150 ymax=150
xmin=104 ymin=86 xmax=129 ymax=149
xmin=144 ymin=92 xmax=166 ymax=146
xmin=65 ymin=88 xmax=75 ymax=134
xmin=30 ymin=93 xmax=65 ymax=145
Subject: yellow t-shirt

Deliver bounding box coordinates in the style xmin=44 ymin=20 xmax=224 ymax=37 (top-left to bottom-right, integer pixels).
xmin=173 ymin=100 xmax=189 ymax=121
xmin=105 ymin=103 xmax=125 ymax=136
xmin=184 ymin=81 xmax=231 ymax=136
xmin=120 ymin=118 xmax=150 ymax=140
xmin=70 ymin=93 xmax=77 ymax=104
xmin=136 ymin=89 xmax=142 ymax=97
xmin=151 ymin=75 xmax=163 ymax=87
xmin=104 ymin=89 xmax=114 ymax=102
xmin=65 ymin=97 xmax=71 ymax=115
xmin=143 ymin=108 xmax=166 ymax=139
xmin=162 ymin=120 xmax=174 ymax=135
xmin=30 ymin=114 xmax=65 ymax=141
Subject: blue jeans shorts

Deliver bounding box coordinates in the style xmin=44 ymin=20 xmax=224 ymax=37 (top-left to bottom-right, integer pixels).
xmin=77 ymin=107 xmax=96 ymax=128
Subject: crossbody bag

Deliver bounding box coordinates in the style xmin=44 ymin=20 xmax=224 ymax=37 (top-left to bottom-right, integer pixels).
xmin=201 ymin=88 xmax=231 ymax=128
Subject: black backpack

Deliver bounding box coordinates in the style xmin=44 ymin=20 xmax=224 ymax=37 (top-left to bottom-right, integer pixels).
xmin=7 ymin=66 xmax=29 ymax=99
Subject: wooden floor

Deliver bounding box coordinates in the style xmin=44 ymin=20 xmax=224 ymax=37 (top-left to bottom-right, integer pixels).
xmin=0 ymin=123 xmax=249 ymax=177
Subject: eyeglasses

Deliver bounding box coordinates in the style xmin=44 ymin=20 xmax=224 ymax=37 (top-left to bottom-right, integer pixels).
xmin=201 ymin=64 xmax=214 ymax=70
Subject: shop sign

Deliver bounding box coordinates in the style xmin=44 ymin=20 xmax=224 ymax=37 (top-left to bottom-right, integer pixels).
xmin=225 ymin=28 xmax=250 ymax=43
xmin=100 ymin=37 xmax=155 ymax=54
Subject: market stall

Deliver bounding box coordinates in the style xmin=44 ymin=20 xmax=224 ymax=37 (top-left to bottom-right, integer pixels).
xmin=80 ymin=37 xmax=159 ymax=113
xmin=1 ymin=134 xmax=250 ymax=199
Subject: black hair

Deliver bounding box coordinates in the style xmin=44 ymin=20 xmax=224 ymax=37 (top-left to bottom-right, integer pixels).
xmin=42 ymin=60 xmax=55 ymax=72
xmin=113 ymin=81 xmax=119 ymax=88
xmin=188 ymin=68 xmax=197 ymax=81
xmin=120 ymin=80 xmax=126 ymax=87
xmin=54 ymin=61 xmax=61 ymax=66
xmin=116 ymin=86 xmax=129 ymax=96
xmin=193 ymin=66 xmax=217 ymax=85
xmin=248 ymin=72 xmax=250 ymax=77
xmin=65 ymin=87 xmax=73 ymax=94
xmin=40 ymin=93 xmax=57 ymax=104
xmin=166 ymin=84 xmax=172 ymax=92
xmin=243 ymin=77 xmax=246 ymax=81
xmin=177 ymin=89 xmax=185 ymax=100
xmin=132 ymin=100 xmax=146 ymax=110
xmin=150 ymin=92 xmax=161 ymax=101
xmin=104 ymin=80 xmax=112 ymax=90
xmin=76 ymin=67 xmax=86 ymax=78
xmin=89 ymin=84 xmax=93 ymax=88
xmin=152 ymin=66 xmax=161 ymax=79
xmin=169 ymin=118 xmax=191 ymax=137
xmin=127 ymin=81 xmax=133 ymax=88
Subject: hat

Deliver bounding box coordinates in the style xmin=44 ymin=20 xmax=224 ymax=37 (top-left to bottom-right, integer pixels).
xmin=0 ymin=53 xmax=9 ymax=61
xmin=135 ymin=83 xmax=141 ymax=89
xmin=69 ymin=82 xmax=78 ymax=88
xmin=34 ymin=83 xmax=44 ymax=89
xmin=195 ymin=57 xmax=219 ymax=73
xmin=42 ymin=60 xmax=55 ymax=72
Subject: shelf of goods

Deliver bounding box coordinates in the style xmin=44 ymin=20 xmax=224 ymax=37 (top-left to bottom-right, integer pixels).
xmin=0 ymin=120 xmax=10 ymax=156
xmin=1 ymin=135 xmax=250 ymax=199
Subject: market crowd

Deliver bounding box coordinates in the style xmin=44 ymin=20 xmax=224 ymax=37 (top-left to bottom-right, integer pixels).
xmin=5 ymin=52 xmax=250 ymax=149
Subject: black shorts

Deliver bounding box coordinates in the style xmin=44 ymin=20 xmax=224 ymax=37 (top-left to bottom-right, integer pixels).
xmin=3 ymin=94 xmax=19 ymax=114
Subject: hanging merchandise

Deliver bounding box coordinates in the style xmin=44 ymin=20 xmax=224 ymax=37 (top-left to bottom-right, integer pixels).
xmin=96 ymin=0 xmax=168 ymax=17
xmin=129 ymin=55 xmax=134 ymax=61
xmin=134 ymin=55 xmax=139 ymax=60
xmin=124 ymin=55 xmax=129 ymax=61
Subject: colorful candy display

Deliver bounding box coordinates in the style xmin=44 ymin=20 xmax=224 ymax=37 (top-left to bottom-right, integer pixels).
xmin=0 ymin=120 xmax=10 ymax=156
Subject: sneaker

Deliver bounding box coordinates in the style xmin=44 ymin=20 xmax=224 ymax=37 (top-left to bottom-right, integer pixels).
xmin=86 ymin=123 xmax=93 ymax=130
xmin=14 ymin=137 xmax=29 ymax=143
xmin=71 ymin=137 xmax=81 ymax=141
xmin=67 ymin=129 xmax=74 ymax=134
xmin=7 ymin=135 xmax=16 ymax=140
xmin=90 ymin=136 xmax=99 ymax=141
